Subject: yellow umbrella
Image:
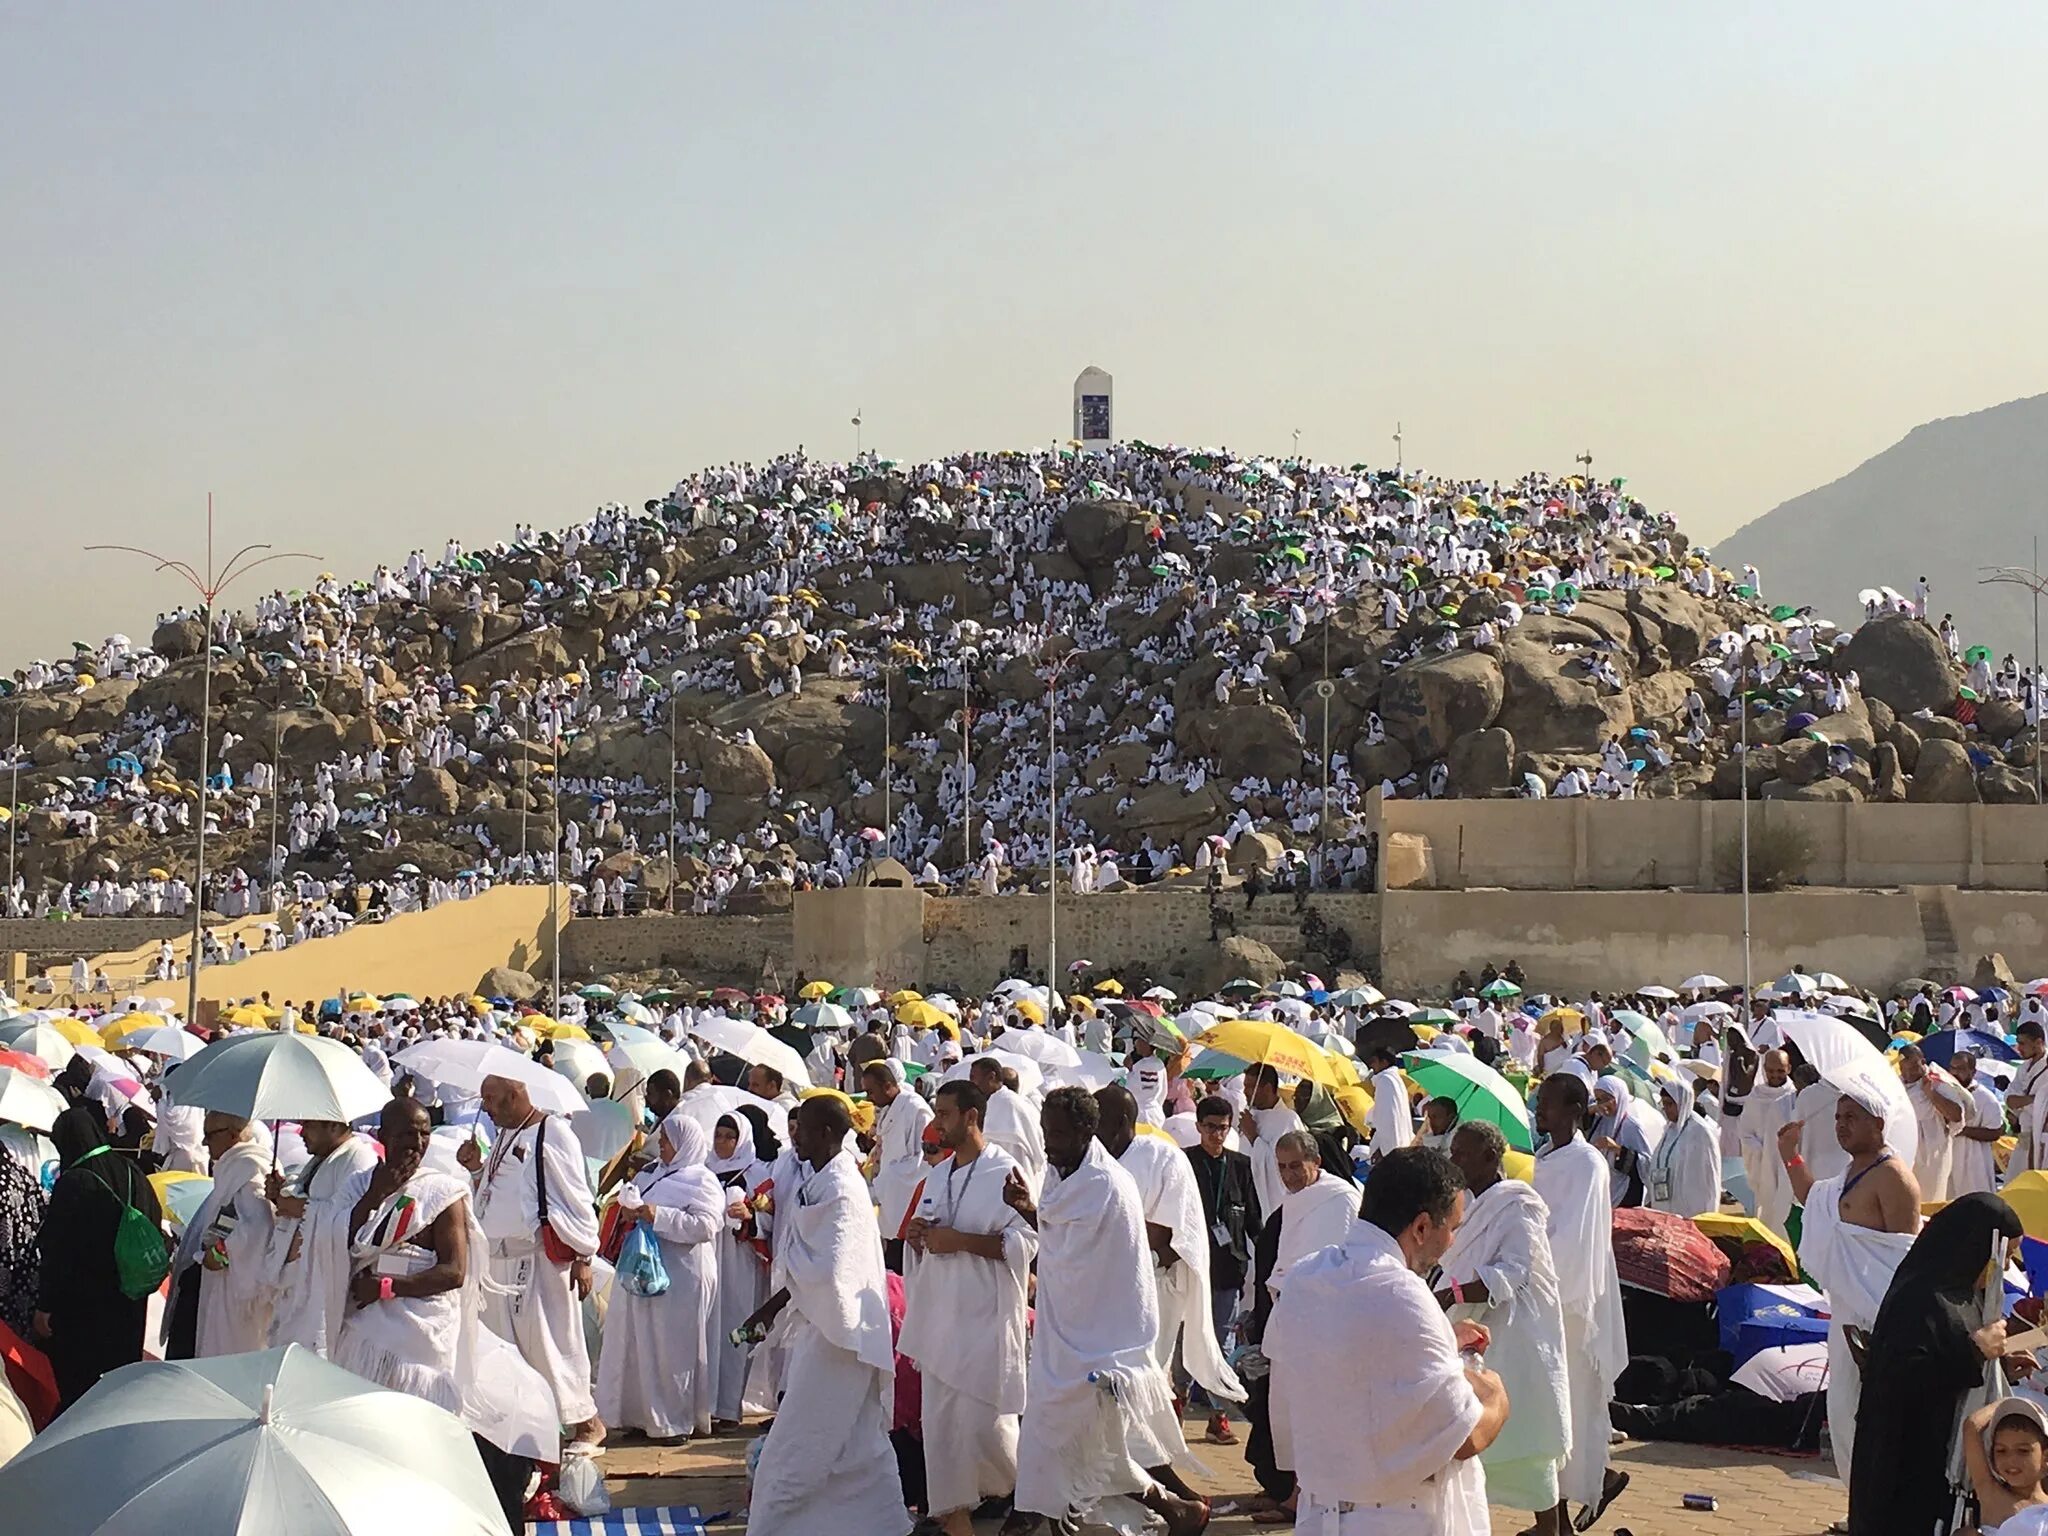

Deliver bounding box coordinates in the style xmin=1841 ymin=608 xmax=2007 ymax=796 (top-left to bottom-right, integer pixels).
xmin=1539 ymin=1007 xmax=1586 ymax=1030
xmin=886 ymin=990 xmax=923 ymax=1006
xmin=1194 ymin=1019 xmax=1344 ymax=1087
xmin=533 ymin=1019 xmax=590 ymax=1041
xmin=895 ymin=1001 xmax=950 ymax=1029
xmin=146 ymin=867 xmax=170 ymax=880
xmin=220 ymin=1006 xmax=271 ymax=1030
xmin=1012 ymin=998 xmax=1045 ymax=1025
xmin=1068 ymin=995 xmax=1097 ymax=1016
xmin=799 ymin=981 xmax=834 ymax=1000
xmin=99 ymin=1013 xmax=170 ymax=1045
xmin=295 ymin=1018 xmax=319 ymax=1035
xmin=1693 ymin=1212 xmax=1799 ymax=1277
xmin=1334 ymin=1084 xmax=1375 ymax=1136
xmin=1092 ymin=979 xmax=1125 ymax=996
xmin=1502 ymin=1149 xmax=1537 ymax=1184
xmin=47 ymin=1017 xmax=103 ymax=1047
xmin=2000 ymin=1170 xmax=2048 ymax=1240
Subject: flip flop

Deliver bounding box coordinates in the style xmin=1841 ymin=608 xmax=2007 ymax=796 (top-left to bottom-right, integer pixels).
xmin=1573 ymin=1471 xmax=1630 ymax=1531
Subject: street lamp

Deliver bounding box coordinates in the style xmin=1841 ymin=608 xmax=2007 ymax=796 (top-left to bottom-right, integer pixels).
xmin=1980 ymin=539 xmax=2045 ymax=812
xmin=5 ymin=702 xmax=19 ymax=917
xmin=959 ymin=648 xmax=978 ymax=881
xmin=88 ymin=496 xmax=319 ymax=1025
xmin=1045 ymin=651 xmax=1072 ymax=998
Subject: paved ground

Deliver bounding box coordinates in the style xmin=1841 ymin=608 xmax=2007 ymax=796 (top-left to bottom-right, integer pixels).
xmin=598 ymin=1413 xmax=1847 ymax=1534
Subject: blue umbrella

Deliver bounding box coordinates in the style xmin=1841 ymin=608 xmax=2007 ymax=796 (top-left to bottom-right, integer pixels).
xmin=1919 ymin=1027 xmax=2018 ymax=1068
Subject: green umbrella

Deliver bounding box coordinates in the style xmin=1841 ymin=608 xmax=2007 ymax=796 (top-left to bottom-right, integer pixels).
xmin=579 ymin=983 xmax=615 ymax=1001
xmin=1479 ymin=979 xmax=1522 ymax=1000
xmin=1770 ymin=604 xmax=1801 ymax=622
xmin=1185 ymin=1048 xmax=1253 ymax=1080
xmin=1411 ymin=1007 xmax=1460 ymax=1026
xmin=1653 ymin=565 xmax=1677 ymax=580
xmin=1401 ymin=1051 xmax=1533 ymax=1151
xmin=1524 ymin=585 xmax=1553 ymax=602
xmin=1965 ymin=645 xmax=1994 ymax=665
xmin=1960 ymin=686 xmax=1982 ymax=702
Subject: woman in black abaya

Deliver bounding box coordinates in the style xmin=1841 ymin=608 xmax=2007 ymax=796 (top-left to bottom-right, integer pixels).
xmin=1847 ymin=1191 xmax=2027 ymax=1536
xmin=33 ymin=1107 xmax=163 ymax=1410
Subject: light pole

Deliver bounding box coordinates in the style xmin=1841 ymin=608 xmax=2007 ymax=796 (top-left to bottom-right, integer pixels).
xmin=5 ymin=703 xmax=19 ymax=917
xmin=852 ymin=408 xmax=863 ymax=462
xmin=88 ymin=496 xmax=319 ymax=1024
xmin=960 ymin=649 xmax=977 ymax=881
xmin=667 ymin=691 xmax=679 ymax=913
xmin=879 ymin=661 xmax=895 ymax=859
xmin=1045 ymin=652 xmax=1071 ymax=998
xmin=267 ymin=712 xmax=282 ymax=897
xmin=1737 ymin=637 xmax=1757 ymax=1006
xmin=1980 ymin=538 xmax=2045 ymax=812
xmin=1393 ymin=422 xmax=1404 ymax=474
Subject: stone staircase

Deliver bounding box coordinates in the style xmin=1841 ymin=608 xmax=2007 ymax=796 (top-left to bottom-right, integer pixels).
xmin=1236 ymin=915 xmax=1308 ymax=968
xmin=1910 ymin=886 xmax=1961 ymax=983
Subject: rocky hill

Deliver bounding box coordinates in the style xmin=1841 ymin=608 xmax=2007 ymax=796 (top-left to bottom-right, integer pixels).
xmin=2 ymin=444 xmax=2035 ymax=912
xmin=1718 ymin=391 xmax=2048 ymax=660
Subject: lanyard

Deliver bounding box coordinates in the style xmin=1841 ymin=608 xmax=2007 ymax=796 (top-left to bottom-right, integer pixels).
xmin=1840 ymin=1151 xmax=1892 ymax=1200
xmin=478 ymin=1112 xmax=540 ymax=1212
xmin=942 ymin=1153 xmax=982 ymax=1224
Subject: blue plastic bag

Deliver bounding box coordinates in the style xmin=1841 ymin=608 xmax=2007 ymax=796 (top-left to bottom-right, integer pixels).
xmin=617 ymin=1220 xmax=670 ymax=1298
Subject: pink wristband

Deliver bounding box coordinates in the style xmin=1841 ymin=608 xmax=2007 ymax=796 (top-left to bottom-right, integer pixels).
xmin=378 ymin=1276 xmax=396 ymax=1303
xmin=1450 ymin=1278 xmax=1465 ymax=1304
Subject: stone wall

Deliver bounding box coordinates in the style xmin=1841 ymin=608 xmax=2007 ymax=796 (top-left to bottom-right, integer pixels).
xmin=559 ymin=911 xmax=796 ymax=988
xmin=1378 ymin=796 xmax=2048 ymax=891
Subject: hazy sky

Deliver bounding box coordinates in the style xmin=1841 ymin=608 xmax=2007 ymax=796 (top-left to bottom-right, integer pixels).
xmin=5 ymin=3 xmax=2047 ymax=665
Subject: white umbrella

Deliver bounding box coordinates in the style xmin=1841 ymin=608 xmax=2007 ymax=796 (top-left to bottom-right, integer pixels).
xmin=673 ymin=1083 xmax=789 ymax=1148
xmin=1142 ymin=987 xmax=1178 ymax=1003
xmin=791 ymin=1001 xmax=855 ymax=1034
xmin=0 ymin=1068 xmax=68 ymax=1134
xmin=0 ymin=1021 xmax=76 ymax=1071
xmin=990 ymin=1027 xmax=1081 ymax=1068
xmin=1046 ymin=1050 xmax=1121 ymax=1092
xmin=614 ymin=1000 xmax=657 ymax=1025
xmin=687 ymin=1016 xmax=811 ymax=1089
xmin=393 ymin=1039 xmax=588 ymax=1117
xmin=546 ymin=1038 xmax=611 ymax=1087
xmin=0 ymin=1372 xmax=27 ymax=1469
xmin=1810 ymin=972 xmax=1849 ymax=992
xmin=1271 ymin=980 xmax=1307 ymax=999
xmin=169 ymin=1034 xmax=389 ymax=1123
xmin=128 ymin=1025 xmax=203 ymax=1062
xmin=606 ymin=1035 xmax=694 ymax=1086
xmin=0 ymin=1343 xmax=511 ymax=1534
xmin=1635 ymin=985 xmax=1679 ymax=1001
xmin=1680 ymin=974 xmax=1730 ymax=992
xmin=1774 ymin=973 xmax=1822 ymax=998
xmin=1767 ymin=1009 xmax=1919 ymax=1169
xmin=1681 ymin=1000 xmax=1736 ymax=1023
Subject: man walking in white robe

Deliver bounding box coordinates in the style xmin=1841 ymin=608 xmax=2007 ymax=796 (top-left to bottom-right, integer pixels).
xmin=742 ymin=1096 xmax=908 ymax=1536
xmin=1733 ymin=1048 xmax=1799 ymax=1238
xmin=1001 ymin=1087 xmax=1207 ymax=1536
xmin=168 ymin=1115 xmax=277 ymax=1358
xmin=1439 ymin=1120 xmax=1573 ymax=1533
xmin=863 ymin=1059 xmax=933 ymax=1265
xmin=1238 ymin=1063 xmax=1304 ymax=1219
xmin=972 ymin=1057 xmax=1046 ymax=1193
xmin=1901 ymin=1044 xmax=1966 ymax=1202
xmin=471 ymin=1073 xmax=604 ymax=1447
xmin=263 ymin=1119 xmax=380 ymax=1354
xmin=1266 ymin=1145 xmax=1508 ymax=1536
xmin=1095 ymin=1086 xmax=1244 ymax=1414
xmin=1948 ymin=1051 xmax=2006 ymax=1198
xmin=901 ymin=1079 xmax=1036 ymax=1536
xmin=1363 ymin=1046 xmax=1414 ymax=1163
xmin=1533 ymin=1074 xmax=1630 ymax=1531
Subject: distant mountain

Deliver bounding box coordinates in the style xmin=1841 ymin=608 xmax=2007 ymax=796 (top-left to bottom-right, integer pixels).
xmin=1718 ymin=392 xmax=2048 ymax=661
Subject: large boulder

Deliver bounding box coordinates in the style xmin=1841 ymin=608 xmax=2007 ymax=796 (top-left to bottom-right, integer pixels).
xmin=1228 ymin=832 xmax=1286 ymax=874
xmin=1060 ymin=501 xmax=1150 ymax=571
xmin=1625 ymin=588 xmax=1714 ymax=669
xmin=1871 ymin=741 xmax=1908 ymax=802
xmin=152 ymin=617 xmax=206 ymax=659
xmin=70 ymin=678 xmax=139 ymax=734
xmin=1353 ymin=736 xmax=1414 ymax=786
xmin=1906 ymin=737 xmax=1980 ymax=803
xmin=1838 ymin=614 xmax=1954 ymax=715
xmin=1976 ymin=698 xmax=2029 ymax=746
xmin=403 ymin=765 xmax=462 ymax=815
xmin=1447 ymin=727 xmax=1516 ymax=795
xmin=688 ymin=730 xmax=776 ymax=800
xmin=10 ymin=693 xmax=80 ymax=738
xmin=1980 ymin=764 xmax=2040 ymax=805
xmin=476 ymin=966 xmax=542 ymax=1003
xmin=1497 ymin=639 xmax=1633 ymax=753
xmin=1192 ymin=935 xmax=1287 ymax=997
xmin=1209 ymin=702 xmax=1306 ymax=784
xmin=1380 ymin=653 xmax=1504 ymax=761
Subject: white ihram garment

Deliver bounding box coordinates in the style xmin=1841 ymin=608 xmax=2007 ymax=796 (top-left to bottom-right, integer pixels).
xmin=746 ymin=1149 xmax=907 ymax=1536
xmin=475 ymin=1113 xmax=601 ymax=1427
xmin=1534 ymin=1138 xmax=1627 ymax=1509
xmin=264 ymin=1133 xmax=381 ymax=1354
xmin=871 ymin=1089 xmax=934 ymax=1238
xmin=1265 ymin=1169 xmax=1362 ymax=1473
xmin=1118 ymin=1131 xmax=1244 ymax=1405
xmin=898 ymin=1141 xmax=1036 ymax=1519
xmin=1797 ymin=1169 xmax=1916 ymax=1483
xmin=707 ymin=1115 xmax=771 ymax=1422
xmin=981 ymin=1086 xmax=1046 ymax=1193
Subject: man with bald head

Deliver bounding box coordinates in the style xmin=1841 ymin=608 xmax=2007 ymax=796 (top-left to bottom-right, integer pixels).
xmin=742 ymin=1094 xmax=906 ymax=1536
xmin=474 ymin=1072 xmax=603 ymax=1448
xmin=1735 ymin=1046 xmax=1799 ymax=1238
xmin=1779 ymin=1084 xmax=1920 ymax=1485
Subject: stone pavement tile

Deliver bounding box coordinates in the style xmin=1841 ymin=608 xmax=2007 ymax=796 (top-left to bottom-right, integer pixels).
xmin=602 ymin=1418 xmax=1850 ymax=1535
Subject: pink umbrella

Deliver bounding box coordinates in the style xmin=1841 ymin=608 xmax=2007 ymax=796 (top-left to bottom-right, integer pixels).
xmin=859 ymin=826 xmax=885 ymax=842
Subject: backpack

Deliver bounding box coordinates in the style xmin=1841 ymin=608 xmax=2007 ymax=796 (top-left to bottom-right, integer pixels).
xmin=79 ymin=1145 xmax=172 ymax=1299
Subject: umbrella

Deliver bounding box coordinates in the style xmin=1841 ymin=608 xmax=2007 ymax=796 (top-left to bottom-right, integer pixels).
xmin=0 ymin=1068 xmax=67 ymax=1134
xmin=0 ymin=1022 xmax=77 ymax=1070
xmin=673 ymin=1083 xmax=789 ymax=1149
xmin=577 ymin=984 xmax=615 ymax=1002
xmin=1479 ymin=979 xmax=1522 ymax=999
xmin=991 ymin=1028 xmax=1082 ymax=1068
xmin=687 ymin=1017 xmax=812 ymax=1089
xmin=895 ymin=1001 xmax=952 ymax=1030
xmin=1917 ymin=1028 xmax=2019 ymax=1068
xmin=1680 ymin=975 xmax=1730 ymax=992
xmin=0 ymin=1344 xmax=512 ymax=1534
xmin=1773 ymin=973 xmax=1822 ymax=998
xmin=1193 ymin=1019 xmax=1344 ymax=1086
xmin=1636 ymin=985 xmax=1678 ymax=1001
xmin=393 ymin=1039 xmax=587 ymax=1117
xmin=832 ymin=987 xmax=882 ymax=1008
xmin=1411 ymin=1007 xmax=1460 ymax=1026
xmin=1766 ymin=1010 xmax=1918 ymax=1169
xmin=1272 ymin=980 xmax=1307 ymax=999
xmin=147 ymin=1170 xmax=214 ymax=1233
xmin=792 ymin=1002 xmax=855 ymax=1034
xmin=125 ymin=1024 xmax=203 ymax=1062
xmin=0 ymin=1049 xmax=50 ymax=1080
xmin=1680 ymin=1000 xmax=1735 ymax=1024
xmin=569 ymin=1097 xmax=637 ymax=1169
xmin=169 ymin=1034 xmax=389 ymax=1123
xmin=1400 ymin=1051 xmax=1533 ymax=1151
xmin=798 ymin=981 xmax=834 ymax=1000
xmin=545 ymin=1038 xmax=611 ymax=1087
xmin=606 ymin=1034 xmax=693 ymax=1087
xmin=1326 ymin=986 xmax=1385 ymax=1008
xmin=1352 ymin=1015 xmax=1422 ymax=1061
xmin=1808 ymin=973 xmax=1849 ymax=991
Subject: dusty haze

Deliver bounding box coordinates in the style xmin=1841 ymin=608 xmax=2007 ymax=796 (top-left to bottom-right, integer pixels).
xmin=4 ymin=3 xmax=2046 ymax=664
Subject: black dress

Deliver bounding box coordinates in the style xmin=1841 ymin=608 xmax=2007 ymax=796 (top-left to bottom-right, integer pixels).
xmin=36 ymin=1112 xmax=164 ymax=1411
xmin=1847 ymin=1191 xmax=2023 ymax=1536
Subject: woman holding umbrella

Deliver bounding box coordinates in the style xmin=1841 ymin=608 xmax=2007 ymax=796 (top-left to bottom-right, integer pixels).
xmin=32 ymin=1107 xmax=162 ymax=1409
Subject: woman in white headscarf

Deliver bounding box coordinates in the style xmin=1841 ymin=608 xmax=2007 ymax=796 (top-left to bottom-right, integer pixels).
xmin=1646 ymin=1075 xmax=1723 ymax=1218
xmin=706 ymin=1109 xmax=772 ymax=1426
xmin=1590 ymin=1073 xmax=1660 ymax=1207
xmin=595 ymin=1110 xmax=725 ymax=1440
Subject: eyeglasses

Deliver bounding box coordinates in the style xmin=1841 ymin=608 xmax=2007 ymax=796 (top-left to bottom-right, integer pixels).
xmin=1197 ymin=1121 xmax=1231 ymax=1134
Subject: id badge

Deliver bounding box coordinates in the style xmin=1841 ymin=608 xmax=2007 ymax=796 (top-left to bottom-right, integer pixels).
xmin=1649 ymin=1171 xmax=1672 ymax=1204
xmin=1211 ymin=1220 xmax=1233 ymax=1251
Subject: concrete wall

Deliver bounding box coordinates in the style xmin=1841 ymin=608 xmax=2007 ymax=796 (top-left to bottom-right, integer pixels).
xmin=1379 ymin=889 xmax=1928 ymax=994
xmin=192 ymin=885 xmax=561 ymax=1005
xmin=1945 ymin=893 xmax=2048 ymax=980
xmin=1379 ymin=799 xmax=2048 ymax=892
xmin=0 ymin=916 xmax=188 ymax=965
xmin=559 ymin=911 xmax=796 ymax=988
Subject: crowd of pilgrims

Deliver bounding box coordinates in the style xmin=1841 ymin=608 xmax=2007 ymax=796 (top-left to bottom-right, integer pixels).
xmin=14 ymin=955 xmax=2048 ymax=1533
xmin=11 ymin=443 xmax=2036 ymax=928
